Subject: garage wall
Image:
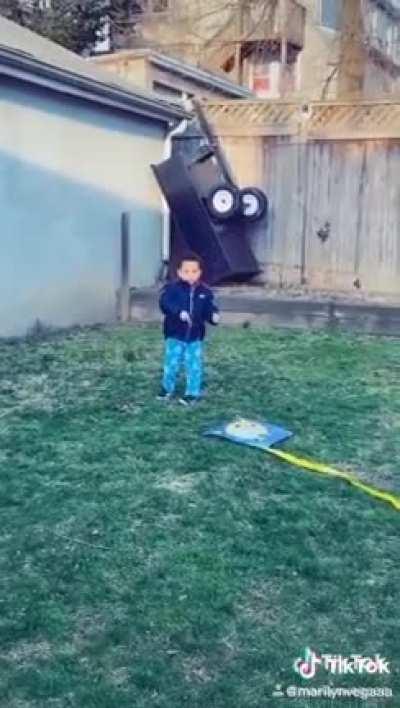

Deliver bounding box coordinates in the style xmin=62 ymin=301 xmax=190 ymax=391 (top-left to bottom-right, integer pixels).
xmin=0 ymin=78 xmax=166 ymax=337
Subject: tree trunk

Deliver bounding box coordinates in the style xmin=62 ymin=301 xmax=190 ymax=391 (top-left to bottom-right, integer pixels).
xmin=337 ymin=0 xmax=366 ymax=99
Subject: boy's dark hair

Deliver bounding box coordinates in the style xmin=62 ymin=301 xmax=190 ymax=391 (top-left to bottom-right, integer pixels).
xmin=177 ymin=252 xmax=204 ymax=270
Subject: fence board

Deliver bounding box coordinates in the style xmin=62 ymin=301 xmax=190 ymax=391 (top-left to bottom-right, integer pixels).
xmin=175 ymin=101 xmax=400 ymax=296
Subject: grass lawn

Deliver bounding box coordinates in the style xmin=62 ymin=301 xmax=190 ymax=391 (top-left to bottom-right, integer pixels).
xmin=0 ymin=323 xmax=399 ymax=708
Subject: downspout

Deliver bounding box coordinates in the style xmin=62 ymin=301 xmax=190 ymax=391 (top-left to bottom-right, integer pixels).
xmin=162 ymin=113 xmax=189 ymax=264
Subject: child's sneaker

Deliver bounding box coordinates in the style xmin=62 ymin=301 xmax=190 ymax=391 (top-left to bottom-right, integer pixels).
xmin=157 ymin=387 xmax=173 ymax=401
xmin=179 ymin=395 xmax=200 ymax=406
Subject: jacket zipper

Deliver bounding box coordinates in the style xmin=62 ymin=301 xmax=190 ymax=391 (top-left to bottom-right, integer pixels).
xmin=186 ymin=285 xmax=195 ymax=341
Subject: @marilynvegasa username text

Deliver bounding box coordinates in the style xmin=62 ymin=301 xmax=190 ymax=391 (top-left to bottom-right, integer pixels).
xmin=273 ymin=685 xmax=393 ymax=701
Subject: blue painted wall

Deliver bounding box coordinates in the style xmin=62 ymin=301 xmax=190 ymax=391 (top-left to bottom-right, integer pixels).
xmin=0 ymin=78 xmax=167 ymax=336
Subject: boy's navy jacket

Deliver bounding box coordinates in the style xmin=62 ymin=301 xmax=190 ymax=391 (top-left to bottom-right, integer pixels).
xmin=159 ymin=279 xmax=219 ymax=342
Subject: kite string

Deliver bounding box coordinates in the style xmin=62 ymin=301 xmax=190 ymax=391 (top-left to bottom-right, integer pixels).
xmin=267 ymin=448 xmax=400 ymax=512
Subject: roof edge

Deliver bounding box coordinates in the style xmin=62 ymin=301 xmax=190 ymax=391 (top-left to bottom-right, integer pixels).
xmin=0 ymin=45 xmax=189 ymax=123
xmin=91 ymin=49 xmax=254 ymax=98
xmin=149 ymin=52 xmax=254 ymax=98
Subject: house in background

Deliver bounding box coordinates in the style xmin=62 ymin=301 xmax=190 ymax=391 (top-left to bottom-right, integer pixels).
xmin=339 ymin=0 xmax=400 ymax=98
xmin=295 ymin=0 xmax=343 ymax=99
xmin=106 ymin=0 xmax=400 ymax=100
xmin=299 ymin=0 xmax=400 ymax=99
xmin=89 ymin=48 xmax=254 ymax=101
xmin=220 ymin=0 xmax=306 ymax=99
xmin=0 ymin=15 xmax=186 ymax=337
xmin=106 ymin=0 xmax=306 ymax=100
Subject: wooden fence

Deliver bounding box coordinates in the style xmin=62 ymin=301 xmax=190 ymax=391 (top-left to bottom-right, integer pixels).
xmin=198 ymin=99 xmax=400 ymax=296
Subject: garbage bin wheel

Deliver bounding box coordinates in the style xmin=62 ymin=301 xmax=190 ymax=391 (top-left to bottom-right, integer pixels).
xmin=239 ymin=187 xmax=268 ymax=222
xmin=206 ymin=184 xmax=240 ymax=221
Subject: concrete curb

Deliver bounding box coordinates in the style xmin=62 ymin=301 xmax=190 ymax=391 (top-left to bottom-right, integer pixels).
xmin=129 ymin=288 xmax=400 ymax=336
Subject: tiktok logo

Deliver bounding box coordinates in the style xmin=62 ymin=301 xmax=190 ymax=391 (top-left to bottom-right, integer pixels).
xmin=293 ymin=647 xmax=320 ymax=679
xmin=293 ymin=647 xmax=390 ymax=679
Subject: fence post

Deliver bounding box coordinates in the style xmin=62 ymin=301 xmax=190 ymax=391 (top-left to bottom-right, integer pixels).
xmin=120 ymin=212 xmax=130 ymax=322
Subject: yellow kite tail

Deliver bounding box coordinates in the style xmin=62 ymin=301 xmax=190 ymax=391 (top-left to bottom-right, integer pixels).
xmin=267 ymin=448 xmax=400 ymax=512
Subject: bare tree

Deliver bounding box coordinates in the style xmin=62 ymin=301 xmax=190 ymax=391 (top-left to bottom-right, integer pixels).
xmin=0 ymin=0 xmax=109 ymax=54
xmin=108 ymin=0 xmax=281 ymax=77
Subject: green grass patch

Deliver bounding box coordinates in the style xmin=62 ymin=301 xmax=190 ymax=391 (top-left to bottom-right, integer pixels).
xmin=0 ymin=324 xmax=399 ymax=707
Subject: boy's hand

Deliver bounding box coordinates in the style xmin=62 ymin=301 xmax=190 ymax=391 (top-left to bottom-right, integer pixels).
xmin=180 ymin=310 xmax=191 ymax=324
xmin=211 ymin=312 xmax=220 ymax=324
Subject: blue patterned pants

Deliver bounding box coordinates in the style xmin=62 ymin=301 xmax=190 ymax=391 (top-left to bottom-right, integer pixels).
xmin=162 ymin=338 xmax=203 ymax=397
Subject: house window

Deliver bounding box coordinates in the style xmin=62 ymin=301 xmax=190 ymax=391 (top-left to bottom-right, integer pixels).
xmin=320 ymin=0 xmax=343 ymax=30
xmin=252 ymin=66 xmax=272 ymax=96
xmin=369 ymin=6 xmax=379 ymax=38
xmin=393 ymin=24 xmax=400 ymax=63
xmin=250 ymin=51 xmax=273 ymax=97
xmin=250 ymin=55 xmax=282 ymax=98
xmin=248 ymin=44 xmax=298 ymax=98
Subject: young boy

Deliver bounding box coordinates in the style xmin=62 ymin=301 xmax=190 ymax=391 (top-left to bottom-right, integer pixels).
xmin=158 ymin=253 xmax=220 ymax=405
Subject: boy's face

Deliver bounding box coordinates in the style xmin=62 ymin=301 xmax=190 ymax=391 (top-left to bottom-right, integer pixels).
xmin=178 ymin=260 xmax=202 ymax=285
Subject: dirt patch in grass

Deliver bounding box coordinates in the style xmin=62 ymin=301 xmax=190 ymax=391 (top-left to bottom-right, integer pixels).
xmin=236 ymin=581 xmax=283 ymax=626
xmin=182 ymin=655 xmax=214 ymax=684
xmin=0 ymin=640 xmax=52 ymax=666
xmin=154 ymin=473 xmax=200 ymax=495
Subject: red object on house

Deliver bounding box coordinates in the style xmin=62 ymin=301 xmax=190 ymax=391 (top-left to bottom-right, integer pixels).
xmin=253 ymin=76 xmax=271 ymax=95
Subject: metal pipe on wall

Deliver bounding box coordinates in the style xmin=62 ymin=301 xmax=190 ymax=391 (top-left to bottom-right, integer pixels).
xmin=162 ymin=116 xmax=189 ymax=263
